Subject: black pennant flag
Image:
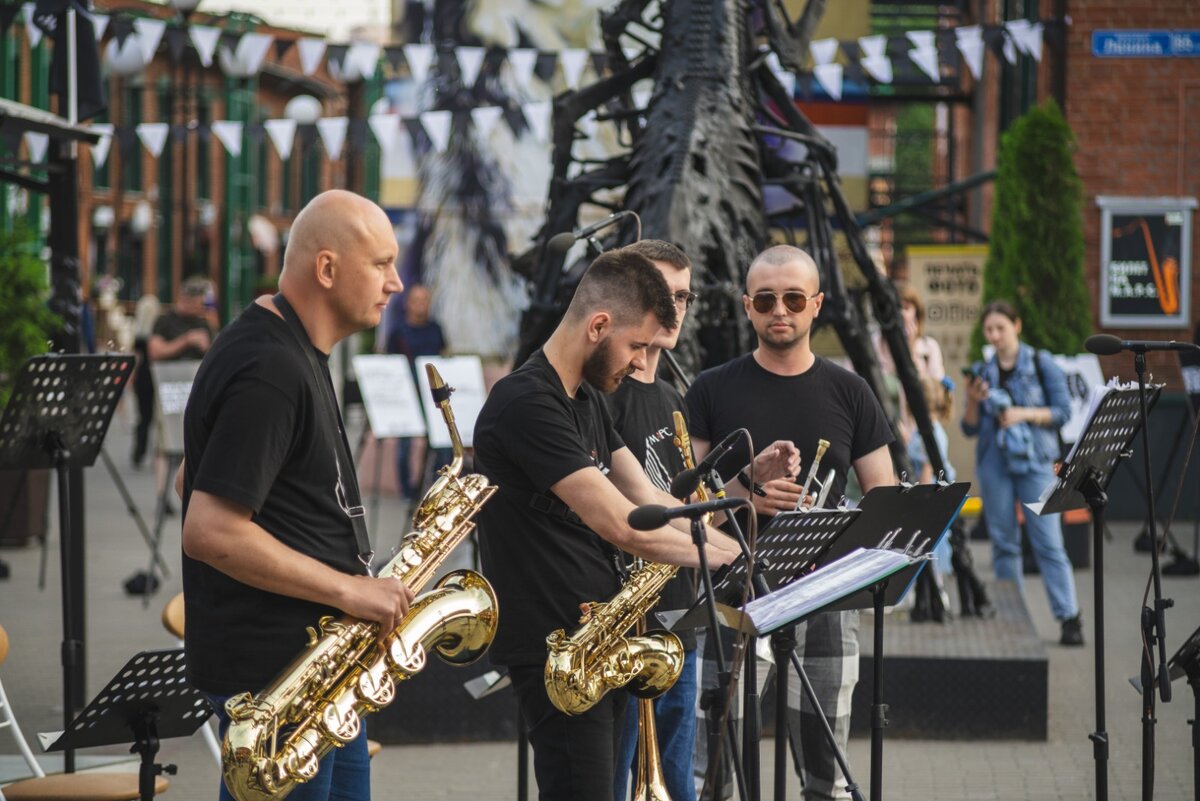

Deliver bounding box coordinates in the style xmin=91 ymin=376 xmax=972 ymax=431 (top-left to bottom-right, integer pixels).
xmin=165 ymin=26 xmax=189 ymax=64
xmin=274 ymin=37 xmax=294 ymax=61
xmin=34 ymin=0 xmax=107 ymax=121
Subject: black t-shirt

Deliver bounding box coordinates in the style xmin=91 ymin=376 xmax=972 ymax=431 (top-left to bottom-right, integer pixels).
xmin=474 ymin=350 xmax=625 ymax=666
xmin=685 ymin=354 xmax=894 ymax=516
xmin=606 ymin=375 xmax=697 ymax=651
xmin=153 ymin=310 xmax=213 ymax=361
xmin=181 ymin=303 xmax=365 ymax=695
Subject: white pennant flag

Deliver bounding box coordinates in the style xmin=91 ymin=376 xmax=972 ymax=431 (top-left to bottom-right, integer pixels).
xmin=316 ymin=117 xmax=349 ymax=160
xmin=507 ymin=48 xmax=537 ymax=92
xmin=403 ymin=44 xmax=434 ymax=85
xmin=621 ymin=45 xmax=640 ymax=64
xmin=813 ymin=63 xmax=843 ymax=101
xmin=297 ymin=38 xmax=327 ymax=76
xmin=559 ymin=48 xmax=589 ymax=89
xmin=906 ymin=32 xmax=940 ymax=82
xmin=210 ymin=120 xmax=243 ymax=158
xmin=22 ymin=4 xmax=42 ymax=48
xmin=133 ymin=18 xmax=166 ymax=63
xmin=1006 ymin=20 xmax=1044 ymax=62
xmin=456 ymin=46 xmax=486 ymax=88
xmin=89 ymin=123 xmax=114 ymax=169
xmin=237 ymin=32 xmax=274 ymax=76
xmin=368 ymin=114 xmax=400 ymax=154
xmin=347 ymin=42 xmax=381 ymax=81
xmin=809 ymin=38 xmax=839 ymax=67
xmin=189 ymin=26 xmax=222 ymax=69
xmin=632 ymin=87 xmax=653 ymax=110
xmin=419 ymin=110 xmax=453 ymax=153
xmin=955 ymin=25 xmax=985 ymax=80
xmin=861 ymin=54 xmax=893 ymax=84
xmin=136 ymin=122 xmax=170 ymax=159
xmin=523 ymin=101 xmax=551 ymax=144
xmin=264 ymin=118 xmax=297 ymax=161
xmin=470 ymin=106 xmax=503 ymax=141
xmin=858 ymin=34 xmax=887 ymax=60
xmin=90 ymin=12 xmax=108 ymax=41
xmin=1002 ymin=35 xmax=1017 ymax=65
xmin=23 ymin=131 xmax=48 ymax=163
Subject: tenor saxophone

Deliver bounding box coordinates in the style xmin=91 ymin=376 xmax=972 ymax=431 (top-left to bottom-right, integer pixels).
xmin=222 ymin=365 xmax=498 ymax=801
xmin=543 ymin=413 xmax=710 ymax=718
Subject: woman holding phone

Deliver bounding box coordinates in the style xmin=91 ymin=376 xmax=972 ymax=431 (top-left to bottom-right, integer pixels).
xmin=961 ymin=300 xmax=1084 ymax=646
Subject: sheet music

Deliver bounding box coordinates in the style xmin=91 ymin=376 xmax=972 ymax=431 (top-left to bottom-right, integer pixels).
xmin=743 ymin=548 xmax=915 ymax=634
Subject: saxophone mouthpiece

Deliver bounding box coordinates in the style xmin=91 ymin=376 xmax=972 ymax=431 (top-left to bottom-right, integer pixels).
xmin=425 ymin=363 xmax=453 ymax=406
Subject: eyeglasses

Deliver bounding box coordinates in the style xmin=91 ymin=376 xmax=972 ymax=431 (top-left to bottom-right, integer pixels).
xmin=749 ymin=291 xmax=815 ymax=314
xmin=673 ymin=290 xmax=698 ymax=309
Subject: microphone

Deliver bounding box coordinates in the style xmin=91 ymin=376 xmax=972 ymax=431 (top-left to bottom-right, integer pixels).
xmin=546 ymin=210 xmax=641 ymax=254
xmin=1085 ymin=334 xmax=1200 ymax=356
xmin=669 ymin=429 xmax=743 ymax=498
xmin=627 ymin=497 xmax=749 ymax=531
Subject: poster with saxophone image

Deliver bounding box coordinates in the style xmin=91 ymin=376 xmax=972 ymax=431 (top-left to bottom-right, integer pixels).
xmin=1097 ymin=195 xmax=1195 ymax=328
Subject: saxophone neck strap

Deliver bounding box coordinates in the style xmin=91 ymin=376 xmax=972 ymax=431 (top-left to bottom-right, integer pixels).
xmin=271 ymin=293 xmax=374 ymax=574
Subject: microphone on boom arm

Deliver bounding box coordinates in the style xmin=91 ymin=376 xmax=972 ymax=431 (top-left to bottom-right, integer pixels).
xmin=1085 ymin=334 xmax=1200 ymax=356
xmin=546 ymin=210 xmax=642 ymax=254
xmin=669 ymin=429 xmax=744 ymax=499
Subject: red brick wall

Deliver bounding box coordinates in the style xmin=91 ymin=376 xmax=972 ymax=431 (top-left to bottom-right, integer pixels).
xmin=1063 ymin=0 xmax=1200 ymax=365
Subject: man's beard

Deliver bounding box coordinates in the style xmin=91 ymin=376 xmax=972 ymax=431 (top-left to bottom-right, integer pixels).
xmin=582 ymin=337 xmax=631 ymax=393
xmin=756 ymin=319 xmax=807 ymax=351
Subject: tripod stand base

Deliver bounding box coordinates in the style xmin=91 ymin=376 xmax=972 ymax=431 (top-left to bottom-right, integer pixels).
xmin=1163 ymin=551 xmax=1200 ymax=576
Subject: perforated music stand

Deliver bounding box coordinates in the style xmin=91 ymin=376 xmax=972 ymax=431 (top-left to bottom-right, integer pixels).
xmin=814 ymin=482 xmax=969 ymax=801
xmin=1167 ymin=625 xmax=1200 ymax=801
xmin=1031 ymin=384 xmax=1159 ymax=801
xmin=0 ymin=353 xmax=134 ymax=770
xmin=738 ymin=544 xmax=926 ymax=801
xmin=39 ymin=649 xmax=211 ymax=801
xmin=674 ymin=507 xmax=864 ymax=801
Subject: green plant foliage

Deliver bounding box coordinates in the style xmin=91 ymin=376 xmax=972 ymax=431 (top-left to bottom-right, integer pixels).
xmin=0 ymin=225 xmax=61 ymax=406
xmin=973 ymin=99 xmax=1092 ymax=357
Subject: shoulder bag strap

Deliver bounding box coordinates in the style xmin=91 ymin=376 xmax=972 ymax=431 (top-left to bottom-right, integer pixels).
xmin=271 ymin=293 xmax=374 ymax=574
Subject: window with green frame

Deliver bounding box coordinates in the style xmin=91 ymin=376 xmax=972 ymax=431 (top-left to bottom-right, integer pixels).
xmin=122 ymin=84 xmax=142 ymax=191
xmin=196 ymin=88 xmax=211 ymax=201
xmin=257 ymin=133 xmax=270 ymax=209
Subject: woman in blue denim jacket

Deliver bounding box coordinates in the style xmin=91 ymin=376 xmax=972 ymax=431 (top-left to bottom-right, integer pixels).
xmin=961 ymin=300 xmax=1083 ymax=646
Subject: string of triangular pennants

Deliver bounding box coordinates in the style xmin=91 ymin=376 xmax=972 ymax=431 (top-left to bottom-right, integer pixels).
xmin=0 ymin=3 xmax=1056 ymax=96
xmin=13 ymin=102 xmax=557 ymax=170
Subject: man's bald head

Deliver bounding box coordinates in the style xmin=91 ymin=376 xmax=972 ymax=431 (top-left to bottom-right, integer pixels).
xmin=746 ymin=245 xmax=820 ymax=294
xmin=282 ymin=190 xmax=393 ymax=287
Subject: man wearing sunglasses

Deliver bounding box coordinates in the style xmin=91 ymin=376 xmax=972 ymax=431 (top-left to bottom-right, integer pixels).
xmin=685 ymin=245 xmax=895 ymax=801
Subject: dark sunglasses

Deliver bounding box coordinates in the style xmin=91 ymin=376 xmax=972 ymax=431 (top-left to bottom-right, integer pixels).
xmin=750 ymin=291 xmax=813 ymax=314
xmin=673 ymin=290 xmax=698 ymax=309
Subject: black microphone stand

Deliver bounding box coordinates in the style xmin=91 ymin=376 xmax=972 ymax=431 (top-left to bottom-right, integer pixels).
xmin=1132 ymin=349 xmax=1174 ymax=801
xmin=687 ymin=499 xmax=749 ymax=801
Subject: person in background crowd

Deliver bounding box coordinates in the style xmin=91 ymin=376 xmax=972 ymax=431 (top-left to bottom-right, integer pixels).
xmin=961 ymin=299 xmax=1083 ymax=646
xmin=131 ymin=294 xmax=162 ymax=468
xmin=385 ymin=284 xmax=449 ymax=499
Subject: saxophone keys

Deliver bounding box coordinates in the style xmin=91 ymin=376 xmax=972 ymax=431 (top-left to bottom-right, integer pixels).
xmin=320 ymin=702 xmax=361 ymax=744
xmin=356 ymin=663 xmax=396 ymax=708
xmin=387 ymin=635 xmax=427 ymax=676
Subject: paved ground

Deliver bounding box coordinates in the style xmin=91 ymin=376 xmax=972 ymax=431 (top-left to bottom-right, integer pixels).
xmin=1 ymin=400 xmax=1198 ymax=800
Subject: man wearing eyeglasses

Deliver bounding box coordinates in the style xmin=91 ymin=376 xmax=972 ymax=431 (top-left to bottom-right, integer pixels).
xmin=685 ymin=245 xmax=895 ymax=801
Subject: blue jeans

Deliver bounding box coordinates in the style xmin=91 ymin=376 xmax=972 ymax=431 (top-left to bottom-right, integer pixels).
xmin=976 ymin=450 xmax=1079 ymax=620
xmin=614 ymin=648 xmax=698 ymax=801
xmin=206 ymin=694 xmax=371 ymax=801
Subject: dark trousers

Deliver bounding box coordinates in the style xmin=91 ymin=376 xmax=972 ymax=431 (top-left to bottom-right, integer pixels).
xmin=509 ymin=664 xmax=627 ymax=801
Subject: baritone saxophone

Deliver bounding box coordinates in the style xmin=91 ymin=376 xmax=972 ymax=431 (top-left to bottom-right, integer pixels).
xmin=221 ymin=364 xmax=498 ymax=801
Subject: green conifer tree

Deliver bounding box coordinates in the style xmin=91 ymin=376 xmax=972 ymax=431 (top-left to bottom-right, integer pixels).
xmin=973 ymin=99 xmax=1091 ymax=356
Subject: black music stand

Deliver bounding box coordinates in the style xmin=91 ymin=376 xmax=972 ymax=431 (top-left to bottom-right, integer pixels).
xmin=678 ymin=507 xmax=863 ymax=801
xmin=816 ymin=482 xmax=969 ymax=801
xmin=736 ymin=544 xmax=929 ymax=801
xmin=1167 ymin=624 xmax=1200 ymax=800
xmin=39 ymin=649 xmax=210 ymax=801
xmin=1031 ymin=383 xmax=1159 ymax=801
xmin=0 ymin=353 xmax=134 ymax=771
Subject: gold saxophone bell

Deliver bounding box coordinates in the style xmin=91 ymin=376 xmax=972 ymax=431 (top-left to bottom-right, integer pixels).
xmin=221 ymin=364 xmax=499 ymax=801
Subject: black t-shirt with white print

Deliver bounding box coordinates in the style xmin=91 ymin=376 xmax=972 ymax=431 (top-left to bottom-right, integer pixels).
xmin=474 ymin=350 xmax=626 ymax=666
xmin=181 ymin=303 xmax=365 ymax=695
xmin=606 ymin=375 xmax=697 ymax=652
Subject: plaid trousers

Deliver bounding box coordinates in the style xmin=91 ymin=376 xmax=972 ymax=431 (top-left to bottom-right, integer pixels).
xmin=694 ymin=610 xmax=860 ymax=801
